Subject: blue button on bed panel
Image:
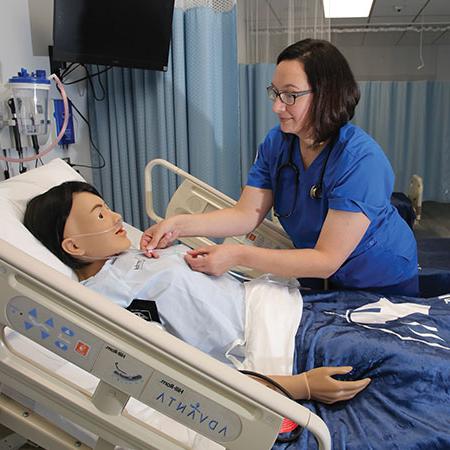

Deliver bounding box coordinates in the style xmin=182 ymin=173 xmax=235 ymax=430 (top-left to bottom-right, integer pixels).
xmin=28 ymin=308 xmax=38 ymax=318
xmin=45 ymin=318 xmax=55 ymax=328
xmin=61 ymin=326 xmax=75 ymax=337
xmin=55 ymin=340 xmax=68 ymax=351
xmin=41 ymin=330 xmax=50 ymax=340
xmin=24 ymin=321 xmax=33 ymax=330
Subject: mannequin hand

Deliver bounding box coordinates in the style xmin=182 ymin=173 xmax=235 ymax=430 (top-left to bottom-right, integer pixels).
xmin=306 ymin=366 xmax=371 ymax=404
xmin=185 ymin=244 xmax=240 ymax=276
xmin=140 ymin=218 xmax=180 ymax=257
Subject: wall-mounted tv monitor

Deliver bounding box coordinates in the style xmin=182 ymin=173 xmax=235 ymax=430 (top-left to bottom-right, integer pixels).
xmin=52 ymin=0 xmax=175 ymax=71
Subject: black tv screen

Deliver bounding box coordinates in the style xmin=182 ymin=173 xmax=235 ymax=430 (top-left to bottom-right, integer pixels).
xmin=53 ymin=0 xmax=175 ymax=71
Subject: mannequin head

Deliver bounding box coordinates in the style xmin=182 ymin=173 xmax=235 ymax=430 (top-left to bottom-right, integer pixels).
xmin=24 ymin=181 xmax=131 ymax=279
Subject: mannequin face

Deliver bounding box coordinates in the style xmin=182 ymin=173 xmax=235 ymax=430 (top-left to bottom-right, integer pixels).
xmin=271 ymin=59 xmax=313 ymax=139
xmin=62 ymin=192 xmax=131 ymax=260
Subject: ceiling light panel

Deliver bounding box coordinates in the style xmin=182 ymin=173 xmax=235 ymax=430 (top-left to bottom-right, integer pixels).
xmin=322 ymin=0 xmax=374 ymax=18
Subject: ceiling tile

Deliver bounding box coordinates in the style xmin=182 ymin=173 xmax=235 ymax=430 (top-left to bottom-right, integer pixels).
xmin=371 ymin=0 xmax=429 ymax=18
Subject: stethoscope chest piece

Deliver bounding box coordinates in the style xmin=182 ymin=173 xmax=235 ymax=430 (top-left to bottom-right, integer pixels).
xmin=309 ymin=184 xmax=322 ymax=200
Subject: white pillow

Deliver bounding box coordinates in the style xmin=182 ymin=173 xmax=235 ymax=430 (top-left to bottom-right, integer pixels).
xmin=0 ymin=158 xmax=85 ymax=279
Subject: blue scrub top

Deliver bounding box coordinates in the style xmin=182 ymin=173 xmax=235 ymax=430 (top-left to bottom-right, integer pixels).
xmin=247 ymin=123 xmax=418 ymax=295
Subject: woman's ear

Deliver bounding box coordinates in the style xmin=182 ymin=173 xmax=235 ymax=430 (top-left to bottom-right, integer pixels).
xmin=61 ymin=238 xmax=86 ymax=257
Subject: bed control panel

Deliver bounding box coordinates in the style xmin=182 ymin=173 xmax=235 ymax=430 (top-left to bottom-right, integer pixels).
xmin=7 ymin=295 xmax=244 ymax=443
xmin=6 ymin=295 xmax=103 ymax=371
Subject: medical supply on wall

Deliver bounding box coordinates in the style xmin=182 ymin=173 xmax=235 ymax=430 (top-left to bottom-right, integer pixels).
xmin=6 ymin=98 xmax=25 ymax=172
xmin=8 ymin=69 xmax=50 ymax=136
xmin=0 ymin=69 xmax=69 ymax=164
xmin=2 ymin=150 xmax=10 ymax=179
xmin=54 ymin=98 xmax=75 ymax=148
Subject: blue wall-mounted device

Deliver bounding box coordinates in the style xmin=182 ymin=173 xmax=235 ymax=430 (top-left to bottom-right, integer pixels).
xmin=53 ymin=99 xmax=75 ymax=148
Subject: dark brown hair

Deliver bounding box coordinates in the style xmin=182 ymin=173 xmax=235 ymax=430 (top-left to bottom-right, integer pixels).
xmin=24 ymin=181 xmax=102 ymax=270
xmin=277 ymin=39 xmax=360 ymax=144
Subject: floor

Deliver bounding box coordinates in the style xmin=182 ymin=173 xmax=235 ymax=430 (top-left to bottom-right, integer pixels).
xmin=414 ymin=201 xmax=450 ymax=240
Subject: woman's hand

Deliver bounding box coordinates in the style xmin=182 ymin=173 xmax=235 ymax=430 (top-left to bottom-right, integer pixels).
xmin=184 ymin=244 xmax=241 ymax=276
xmin=305 ymin=366 xmax=371 ymax=404
xmin=140 ymin=218 xmax=180 ymax=257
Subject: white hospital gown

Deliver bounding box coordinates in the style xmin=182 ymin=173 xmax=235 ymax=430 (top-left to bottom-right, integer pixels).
xmin=81 ymin=245 xmax=245 ymax=364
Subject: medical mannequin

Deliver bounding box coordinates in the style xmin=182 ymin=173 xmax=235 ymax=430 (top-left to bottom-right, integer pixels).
xmin=141 ymin=39 xmax=418 ymax=297
xmin=24 ymin=181 xmax=370 ymax=405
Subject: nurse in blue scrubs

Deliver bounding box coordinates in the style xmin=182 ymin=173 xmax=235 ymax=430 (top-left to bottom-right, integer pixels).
xmin=142 ymin=39 xmax=418 ymax=297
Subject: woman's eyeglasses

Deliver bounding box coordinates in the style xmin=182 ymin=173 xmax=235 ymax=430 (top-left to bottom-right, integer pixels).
xmin=266 ymin=85 xmax=312 ymax=106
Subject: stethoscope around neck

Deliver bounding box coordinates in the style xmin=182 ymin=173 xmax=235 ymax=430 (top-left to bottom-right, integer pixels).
xmin=273 ymin=135 xmax=334 ymax=218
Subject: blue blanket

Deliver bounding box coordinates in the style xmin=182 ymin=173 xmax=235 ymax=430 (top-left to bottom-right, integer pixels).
xmin=275 ymin=291 xmax=450 ymax=450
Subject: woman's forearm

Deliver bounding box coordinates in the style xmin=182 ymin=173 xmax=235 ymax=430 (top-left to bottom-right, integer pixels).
xmin=236 ymin=245 xmax=339 ymax=279
xmin=174 ymin=186 xmax=274 ymax=239
xmin=173 ymin=207 xmax=256 ymax=238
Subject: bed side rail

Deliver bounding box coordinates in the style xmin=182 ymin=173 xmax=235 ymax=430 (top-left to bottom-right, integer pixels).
xmin=0 ymin=239 xmax=331 ymax=450
xmin=145 ymin=159 xmax=294 ymax=279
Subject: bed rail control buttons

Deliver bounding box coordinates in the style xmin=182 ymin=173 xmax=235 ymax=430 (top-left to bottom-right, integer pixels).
xmin=55 ymin=340 xmax=69 ymax=351
xmin=6 ymin=295 xmax=103 ymax=371
xmin=61 ymin=326 xmax=75 ymax=337
xmin=40 ymin=330 xmax=50 ymax=340
xmin=75 ymin=341 xmax=90 ymax=356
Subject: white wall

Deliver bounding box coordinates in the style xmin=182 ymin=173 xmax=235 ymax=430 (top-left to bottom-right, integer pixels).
xmin=0 ymin=0 xmax=93 ymax=181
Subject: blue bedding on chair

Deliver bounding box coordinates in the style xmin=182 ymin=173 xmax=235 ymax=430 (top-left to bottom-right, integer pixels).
xmin=274 ymin=290 xmax=450 ymax=450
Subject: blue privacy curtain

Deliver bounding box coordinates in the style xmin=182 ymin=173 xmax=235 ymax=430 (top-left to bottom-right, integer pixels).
xmin=239 ymin=64 xmax=277 ymax=186
xmin=354 ymin=81 xmax=450 ymax=203
xmin=88 ymin=1 xmax=240 ymax=229
xmin=239 ymin=67 xmax=450 ymax=203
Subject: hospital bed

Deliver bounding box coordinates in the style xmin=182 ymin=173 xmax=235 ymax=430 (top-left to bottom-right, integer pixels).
xmin=0 ymin=158 xmax=330 ymax=450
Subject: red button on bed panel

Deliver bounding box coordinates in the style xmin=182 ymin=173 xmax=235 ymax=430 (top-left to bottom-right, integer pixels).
xmin=75 ymin=341 xmax=90 ymax=356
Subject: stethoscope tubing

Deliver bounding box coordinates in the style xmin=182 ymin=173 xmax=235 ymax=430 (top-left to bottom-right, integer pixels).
xmin=281 ymin=135 xmax=335 ymax=199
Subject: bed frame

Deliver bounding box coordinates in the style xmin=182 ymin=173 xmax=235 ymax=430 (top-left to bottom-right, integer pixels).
xmin=0 ymin=238 xmax=331 ymax=449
